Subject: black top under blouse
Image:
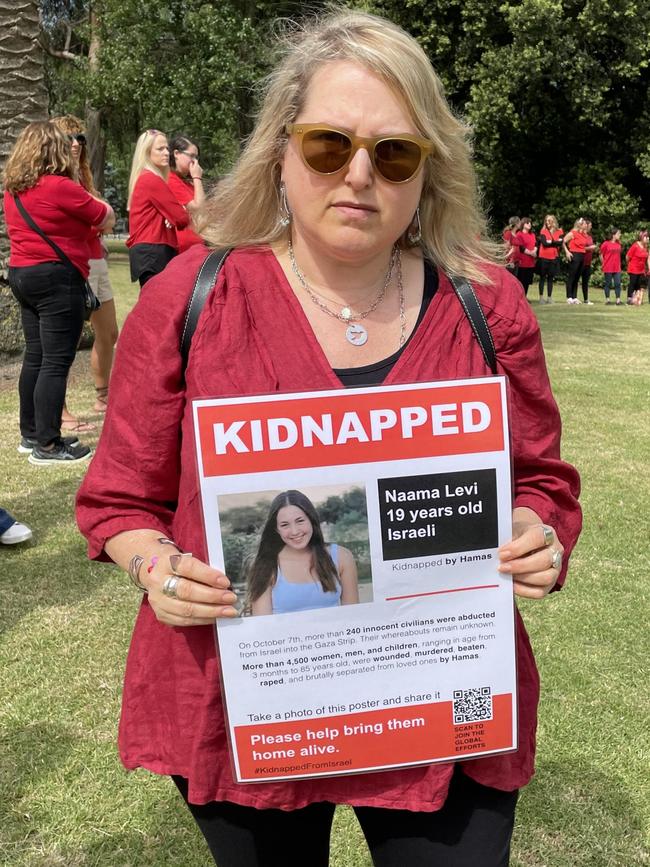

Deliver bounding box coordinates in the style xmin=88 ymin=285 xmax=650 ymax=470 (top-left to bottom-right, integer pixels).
xmin=333 ymin=259 xmax=438 ymax=387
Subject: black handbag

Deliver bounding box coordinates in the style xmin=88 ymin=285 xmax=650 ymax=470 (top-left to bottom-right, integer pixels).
xmin=180 ymin=249 xmax=498 ymax=375
xmin=13 ymin=195 xmax=101 ymax=320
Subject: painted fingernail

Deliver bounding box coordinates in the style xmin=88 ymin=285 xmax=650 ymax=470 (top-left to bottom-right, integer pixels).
xmin=169 ymin=554 xmax=182 ymax=571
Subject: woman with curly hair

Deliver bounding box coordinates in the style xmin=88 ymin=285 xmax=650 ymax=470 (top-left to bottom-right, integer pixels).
xmin=4 ymin=121 xmax=114 ymax=464
xmin=245 ymin=490 xmax=359 ymax=615
xmin=51 ymin=115 xmax=119 ymax=420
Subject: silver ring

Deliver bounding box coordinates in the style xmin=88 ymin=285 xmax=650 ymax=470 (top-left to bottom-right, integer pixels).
xmin=162 ymin=575 xmax=181 ymax=599
xmin=541 ymin=525 xmax=554 ymax=547
xmin=550 ymin=549 xmax=562 ymax=571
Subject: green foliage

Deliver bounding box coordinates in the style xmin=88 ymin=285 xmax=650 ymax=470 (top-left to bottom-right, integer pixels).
xmin=42 ymin=0 xmax=650 ymax=226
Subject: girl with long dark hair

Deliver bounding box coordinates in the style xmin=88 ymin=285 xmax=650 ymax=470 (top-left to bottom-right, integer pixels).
xmin=246 ymin=490 xmax=359 ymax=615
xmin=168 ymin=133 xmax=205 ymax=252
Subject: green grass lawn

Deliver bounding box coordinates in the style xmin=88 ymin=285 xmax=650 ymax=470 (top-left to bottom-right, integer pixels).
xmin=1 ymin=262 xmax=648 ymax=866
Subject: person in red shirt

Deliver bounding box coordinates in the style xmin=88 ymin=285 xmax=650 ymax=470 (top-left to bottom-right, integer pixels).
xmin=562 ymin=218 xmax=588 ymax=304
xmin=536 ymin=214 xmax=563 ymax=303
xmin=76 ymin=11 xmax=581 ymax=865
xmin=502 ymin=216 xmax=520 ymax=274
xmin=4 ymin=122 xmax=114 ymax=464
xmin=51 ymin=114 xmax=119 ymax=423
xmin=512 ymin=217 xmax=537 ymax=296
xmin=580 ymin=219 xmax=597 ymax=304
xmin=168 ymin=134 xmax=206 ymax=252
xmin=599 ymin=228 xmax=622 ymax=305
xmin=625 ymin=230 xmax=650 ymax=304
xmin=126 ymin=130 xmax=190 ymax=287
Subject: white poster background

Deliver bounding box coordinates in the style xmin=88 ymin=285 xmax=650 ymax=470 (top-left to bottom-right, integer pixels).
xmin=193 ymin=378 xmax=517 ymax=782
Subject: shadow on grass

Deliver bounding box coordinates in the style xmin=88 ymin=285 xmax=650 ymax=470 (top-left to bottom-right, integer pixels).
xmin=513 ymin=758 xmax=646 ymax=866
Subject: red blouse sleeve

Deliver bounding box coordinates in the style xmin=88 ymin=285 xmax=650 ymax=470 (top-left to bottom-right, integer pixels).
xmin=76 ymin=246 xmax=211 ymax=560
xmin=489 ymin=289 xmax=582 ymax=589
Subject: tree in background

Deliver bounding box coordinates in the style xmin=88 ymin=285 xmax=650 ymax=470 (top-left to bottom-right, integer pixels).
xmin=371 ymin=0 xmax=650 ymax=228
xmin=0 ymin=0 xmax=49 ymax=354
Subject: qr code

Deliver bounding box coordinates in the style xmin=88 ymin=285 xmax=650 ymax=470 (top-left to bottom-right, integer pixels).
xmin=453 ymin=687 xmax=493 ymax=724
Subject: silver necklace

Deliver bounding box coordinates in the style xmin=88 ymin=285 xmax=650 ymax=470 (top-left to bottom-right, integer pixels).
xmin=289 ymin=242 xmax=401 ymax=347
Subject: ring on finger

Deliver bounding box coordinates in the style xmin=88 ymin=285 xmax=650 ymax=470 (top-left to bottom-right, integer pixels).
xmin=550 ymin=548 xmax=562 ymax=571
xmin=541 ymin=524 xmax=554 ymax=547
xmin=162 ymin=574 xmax=181 ymax=599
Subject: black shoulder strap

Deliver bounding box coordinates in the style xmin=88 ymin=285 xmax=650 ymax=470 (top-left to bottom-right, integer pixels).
xmin=179 ymin=251 xmax=498 ymax=376
xmin=180 ymin=247 xmax=231 ymax=367
xmin=14 ymin=195 xmax=76 ymax=272
xmin=448 ymin=275 xmax=498 ymax=374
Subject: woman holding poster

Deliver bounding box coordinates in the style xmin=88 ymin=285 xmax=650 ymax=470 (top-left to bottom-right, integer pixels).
xmin=246 ymin=490 xmax=359 ymax=615
xmin=77 ymin=9 xmax=581 ymax=867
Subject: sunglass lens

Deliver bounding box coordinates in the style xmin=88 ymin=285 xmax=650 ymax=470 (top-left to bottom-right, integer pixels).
xmin=302 ymin=129 xmax=352 ymax=174
xmin=76 ymin=134 xmax=86 ymax=145
xmin=374 ymin=139 xmax=422 ymax=182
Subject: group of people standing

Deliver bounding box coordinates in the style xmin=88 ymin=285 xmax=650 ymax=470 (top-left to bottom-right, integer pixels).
xmin=3 ymin=120 xmax=206 ymax=468
xmin=503 ymin=215 xmax=650 ymax=305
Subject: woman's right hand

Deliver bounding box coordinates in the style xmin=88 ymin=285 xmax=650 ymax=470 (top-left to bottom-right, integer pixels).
xmin=144 ymin=552 xmax=239 ymax=626
xmin=189 ymin=160 xmax=203 ymax=181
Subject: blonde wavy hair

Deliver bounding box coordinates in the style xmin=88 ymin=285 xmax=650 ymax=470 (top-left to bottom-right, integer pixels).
xmin=201 ymin=9 xmax=501 ymax=283
xmin=543 ymin=214 xmax=558 ymax=231
xmin=3 ymin=121 xmax=76 ymax=194
xmin=127 ymin=129 xmax=169 ymax=209
xmin=50 ymin=114 xmax=99 ymax=196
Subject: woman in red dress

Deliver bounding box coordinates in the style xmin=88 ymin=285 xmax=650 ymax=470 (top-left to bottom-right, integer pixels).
xmin=126 ymin=129 xmax=190 ymax=287
xmin=167 ymin=133 xmax=205 ymax=252
xmin=77 ymin=10 xmax=581 ymax=866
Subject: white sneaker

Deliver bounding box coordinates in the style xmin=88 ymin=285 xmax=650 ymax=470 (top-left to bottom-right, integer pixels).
xmin=566 ymin=299 xmax=573 ymax=304
xmin=574 ymin=298 xmax=582 ymax=304
xmin=0 ymin=521 xmax=33 ymax=545
xmin=586 ymin=301 xmax=594 ymax=305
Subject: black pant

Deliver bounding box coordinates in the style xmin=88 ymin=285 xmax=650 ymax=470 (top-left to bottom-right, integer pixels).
xmin=517 ymin=266 xmax=535 ymax=296
xmin=581 ymin=265 xmax=592 ymax=302
xmin=566 ymin=253 xmax=584 ymax=299
xmin=173 ymin=767 xmax=518 ymax=867
xmin=128 ymin=243 xmax=176 ymax=288
xmin=537 ymin=259 xmax=557 ymax=298
xmin=9 ymin=262 xmax=85 ymax=445
xmin=627 ymin=272 xmax=646 ymax=300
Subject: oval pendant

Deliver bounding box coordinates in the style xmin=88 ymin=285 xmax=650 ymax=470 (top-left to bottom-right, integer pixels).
xmin=346 ymin=323 xmax=368 ymax=346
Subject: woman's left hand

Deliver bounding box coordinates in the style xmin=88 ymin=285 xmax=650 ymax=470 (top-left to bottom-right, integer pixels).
xmin=498 ymin=507 xmax=564 ymax=599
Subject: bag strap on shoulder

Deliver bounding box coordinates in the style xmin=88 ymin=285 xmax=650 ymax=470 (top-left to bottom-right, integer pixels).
xmin=448 ymin=275 xmax=498 ymax=374
xmin=179 ymin=251 xmax=498 ymax=375
xmin=14 ymin=195 xmax=76 ymax=272
xmin=180 ymin=247 xmax=231 ymax=367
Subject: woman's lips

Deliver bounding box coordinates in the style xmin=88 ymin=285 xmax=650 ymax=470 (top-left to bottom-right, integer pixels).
xmin=332 ymin=201 xmax=377 ymax=219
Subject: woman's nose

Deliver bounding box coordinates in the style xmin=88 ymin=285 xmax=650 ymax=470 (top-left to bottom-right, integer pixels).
xmin=344 ymin=146 xmax=373 ymax=189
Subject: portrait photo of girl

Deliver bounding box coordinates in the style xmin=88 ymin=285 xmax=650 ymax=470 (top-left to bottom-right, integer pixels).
xmin=243 ymin=490 xmax=360 ymax=615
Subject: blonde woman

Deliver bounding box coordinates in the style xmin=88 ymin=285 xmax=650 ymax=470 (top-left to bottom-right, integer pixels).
xmin=537 ymin=214 xmax=563 ymax=302
xmin=51 ymin=115 xmax=119 ymax=417
xmin=126 ymin=129 xmax=190 ymax=287
xmin=4 ymin=122 xmax=114 ymax=464
xmin=78 ymin=10 xmax=581 ymax=864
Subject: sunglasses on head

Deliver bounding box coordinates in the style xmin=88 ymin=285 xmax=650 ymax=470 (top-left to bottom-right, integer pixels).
xmin=286 ymin=123 xmax=433 ymax=184
xmin=68 ymin=134 xmax=86 ymax=145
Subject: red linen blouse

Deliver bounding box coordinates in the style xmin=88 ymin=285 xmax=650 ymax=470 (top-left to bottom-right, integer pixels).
xmin=599 ymin=240 xmax=621 ymax=273
xmin=76 ymin=245 xmax=582 ymax=810
xmin=126 ymin=170 xmax=189 ymax=249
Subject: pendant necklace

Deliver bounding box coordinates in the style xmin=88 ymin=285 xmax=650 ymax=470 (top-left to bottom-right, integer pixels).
xmin=289 ymin=241 xmax=401 ymax=347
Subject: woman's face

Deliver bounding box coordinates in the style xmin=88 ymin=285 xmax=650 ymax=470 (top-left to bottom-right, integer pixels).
xmin=281 ymin=61 xmax=425 ymax=265
xmin=69 ymin=135 xmax=82 ymax=160
xmin=276 ymin=505 xmax=314 ymax=550
xmin=545 ymin=217 xmax=553 ymax=230
xmin=613 ymin=230 xmax=621 ymax=242
xmin=150 ymin=135 xmax=170 ymax=169
xmin=173 ymin=143 xmax=199 ymax=177
xmin=523 ymin=220 xmax=532 ymax=232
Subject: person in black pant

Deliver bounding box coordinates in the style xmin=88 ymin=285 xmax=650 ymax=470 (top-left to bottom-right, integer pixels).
xmin=563 ymin=218 xmax=587 ymax=304
xmin=3 ymin=122 xmax=114 ymax=464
